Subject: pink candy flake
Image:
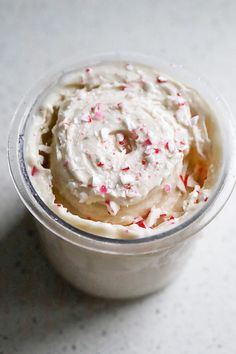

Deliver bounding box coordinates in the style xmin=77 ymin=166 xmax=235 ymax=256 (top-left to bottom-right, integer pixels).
xmin=177 ymin=96 xmax=186 ymax=107
xmin=143 ymin=138 xmax=152 ymax=146
xmin=164 ymin=183 xmax=171 ymax=193
xmin=121 ymin=167 xmax=130 ymax=171
xmin=157 ymin=76 xmax=168 ymax=84
xmin=31 ymin=166 xmax=38 ymax=176
xmin=100 ymin=185 xmax=107 ymax=193
xmin=94 ymin=110 xmax=103 ymax=119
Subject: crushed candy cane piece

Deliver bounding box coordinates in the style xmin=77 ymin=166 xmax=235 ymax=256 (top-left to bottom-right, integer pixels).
xmin=31 ymin=166 xmax=38 ymax=176
xmin=100 ymin=185 xmax=107 ymax=193
xmin=164 ymin=183 xmax=172 ymax=193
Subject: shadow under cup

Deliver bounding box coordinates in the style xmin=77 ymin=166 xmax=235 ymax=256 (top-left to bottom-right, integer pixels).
xmin=8 ymin=53 xmax=236 ymax=299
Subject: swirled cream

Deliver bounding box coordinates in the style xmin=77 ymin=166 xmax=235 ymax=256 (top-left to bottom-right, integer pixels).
xmin=26 ymin=62 xmax=221 ymax=238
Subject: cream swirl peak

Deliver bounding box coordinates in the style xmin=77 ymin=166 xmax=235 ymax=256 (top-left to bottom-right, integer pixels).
xmin=27 ymin=62 xmax=220 ymax=238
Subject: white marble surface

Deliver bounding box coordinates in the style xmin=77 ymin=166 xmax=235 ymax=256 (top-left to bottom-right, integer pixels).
xmin=1 ymin=0 xmax=236 ymax=353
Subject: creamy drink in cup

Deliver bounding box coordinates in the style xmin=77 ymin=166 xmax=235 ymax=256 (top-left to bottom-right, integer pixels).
xmin=8 ymin=53 xmax=236 ymax=299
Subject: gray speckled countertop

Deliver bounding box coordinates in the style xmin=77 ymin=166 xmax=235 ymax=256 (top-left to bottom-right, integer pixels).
xmin=1 ymin=0 xmax=236 ymax=353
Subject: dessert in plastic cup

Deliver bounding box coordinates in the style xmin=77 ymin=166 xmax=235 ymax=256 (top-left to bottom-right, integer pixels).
xmin=8 ymin=53 xmax=236 ymax=299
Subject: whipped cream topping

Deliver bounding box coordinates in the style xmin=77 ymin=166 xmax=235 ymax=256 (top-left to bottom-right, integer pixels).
xmin=26 ymin=62 xmax=220 ymax=238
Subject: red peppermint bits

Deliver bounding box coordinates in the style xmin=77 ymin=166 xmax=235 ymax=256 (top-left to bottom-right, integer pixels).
xmin=142 ymin=159 xmax=147 ymax=166
xmin=100 ymin=185 xmax=107 ymax=193
xmin=124 ymin=183 xmax=132 ymax=190
xmin=168 ymin=215 xmax=175 ymax=221
xmin=88 ymin=115 xmax=93 ymax=123
xmin=31 ymin=166 xmax=38 ymax=176
xmin=118 ymin=140 xmax=125 ymax=145
xmin=85 ymin=67 xmax=92 ymax=73
xmin=204 ymin=197 xmax=208 ymax=202
xmin=154 ymin=148 xmax=160 ymax=154
xmin=56 ymin=203 xmax=62 ymax=207
xmin=121 ymin=167 xmax=130 ymax=171
xmin=165 ymin=142 xmax=169 ymax=150
xmin=160 ymin=213 xmax=167 ymax=218
xmin=179 ymin=174 xmax=189 ymax=187
xmin=97 ymin=162 xmax=104 ymax=167
xmin=143 ymin=138 xmax=152 ymax=146
xmin=136 ymin=220 xmax=146 ymax=228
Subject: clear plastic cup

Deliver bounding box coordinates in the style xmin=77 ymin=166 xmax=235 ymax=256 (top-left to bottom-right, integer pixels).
xmin=8 ymin=53 xmax=236 ymax=299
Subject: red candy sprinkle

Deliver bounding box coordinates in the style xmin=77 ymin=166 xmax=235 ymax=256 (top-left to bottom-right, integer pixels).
xmin=56 ymin=203 xmax=62 ymax=207
xmin=165 ymin=142 xmax=169 ymax=150
xmin=160 ymin=213 xmax=167 ymax=218
xmin=154 ymin=148 xmax=160 ymax=154
xmin=100 ymin=185 xmax=107 ymax=193
xmin=97 ymin=162 xmax=104 ymax=167
xmin=204 ymin=197 xmax=208 ymax=202
xmin=180 ymin=174 xmax=189 ymax=187
xmin=124 ymin=183 xmax=132 ymax=190
xmin=136 ymin=220 xmax=146 ymax=228
xmin=142 ymin=159 xmax=147 ymax=166
xmin=31 ymin=166 xmax=38 ymax=176
xmin=168 ymin=215 xmax=175 ymax=221
xmin=143 ymin=138 xmax=152 ymax=146
xmin=121 ymin=167 xmax=130 ymax=171
xmin=118 ymin=140 xmax=125 ymax=145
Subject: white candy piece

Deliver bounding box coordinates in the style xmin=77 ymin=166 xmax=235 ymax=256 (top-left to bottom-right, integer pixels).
xmin=106 ymin=200 xmax=120 ymax=215
xmin=120 ymin=174 xmax=135 ymax=185
xmin=100 ymin=127 xmax=110 ymax=140
xmin=146 ymin=207 xmax=161 ymax=227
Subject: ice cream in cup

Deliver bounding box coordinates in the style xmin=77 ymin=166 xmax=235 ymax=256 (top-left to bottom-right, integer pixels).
xmin=8 ymin=53 xmax=236 ymax=299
